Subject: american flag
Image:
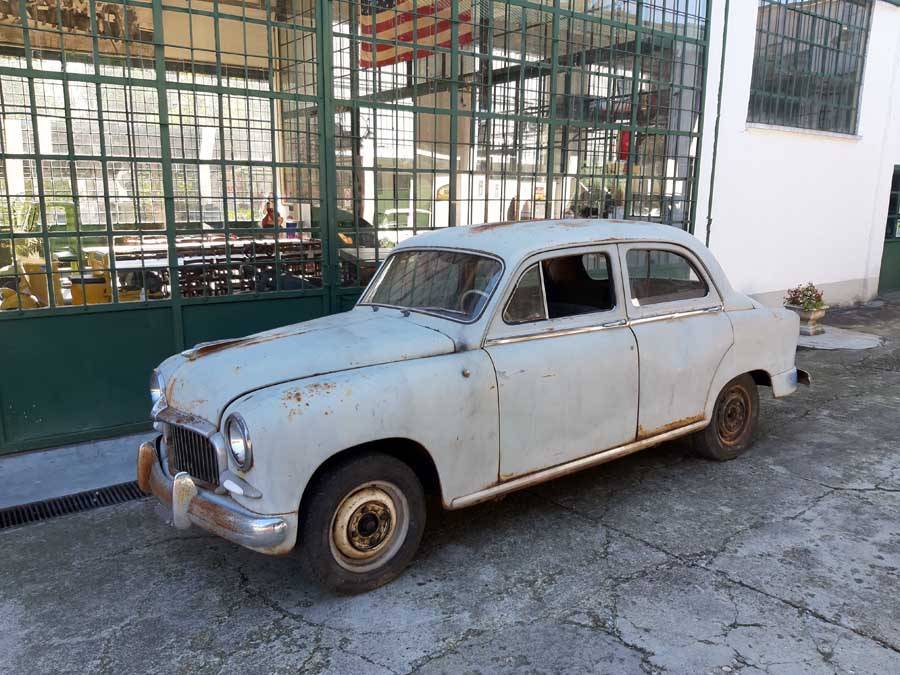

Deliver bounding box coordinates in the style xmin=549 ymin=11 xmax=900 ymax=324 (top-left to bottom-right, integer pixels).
xmin=359 ymin=0 xmax=474 ymax=69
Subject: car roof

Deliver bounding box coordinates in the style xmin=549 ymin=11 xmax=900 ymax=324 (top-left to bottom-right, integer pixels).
xmin=394 ymin=219 xmax=701 ymax=261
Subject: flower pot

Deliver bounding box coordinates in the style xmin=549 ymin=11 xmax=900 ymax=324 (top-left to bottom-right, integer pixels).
xmin=785 ymin=304 xmax=828 ymax=336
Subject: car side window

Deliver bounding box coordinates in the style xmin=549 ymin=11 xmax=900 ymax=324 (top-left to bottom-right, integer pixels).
xmin=626 ymin=249 xmax=708 ymax=306
xmin=503 ymin=264 xmax=546 ymax=324
xmin=541 ymin=253 xmax=615 ymax=319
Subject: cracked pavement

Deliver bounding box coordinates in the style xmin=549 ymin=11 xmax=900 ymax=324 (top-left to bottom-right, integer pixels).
xmin=2 ymin=299 xmax=900 ymax=674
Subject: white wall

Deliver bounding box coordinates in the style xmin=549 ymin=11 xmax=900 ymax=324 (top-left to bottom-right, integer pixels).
xmin=694 ymin=1 xmax=900 ymax=306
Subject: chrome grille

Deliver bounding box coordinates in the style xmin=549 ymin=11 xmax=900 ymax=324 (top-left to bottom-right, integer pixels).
xmin=168 ymin=425 xmax=219 ymax=487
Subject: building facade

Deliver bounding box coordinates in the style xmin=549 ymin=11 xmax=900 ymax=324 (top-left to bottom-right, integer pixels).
xmin=696 ymin=0 xmax=900 ymax=306
xmin=0 ymin=0 xmax=897 ymax=453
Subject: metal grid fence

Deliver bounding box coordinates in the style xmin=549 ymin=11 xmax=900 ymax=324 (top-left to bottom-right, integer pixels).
xmin=0 ymin=0 xmax=709 ymax=315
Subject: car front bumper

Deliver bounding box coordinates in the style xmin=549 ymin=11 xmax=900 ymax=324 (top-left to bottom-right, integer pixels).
xmin=137 ymin=436 xmax=297 ymax=555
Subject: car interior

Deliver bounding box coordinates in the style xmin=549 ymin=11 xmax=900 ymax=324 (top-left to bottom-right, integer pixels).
xmin=540 ymin=254 xmax=615 ymax=318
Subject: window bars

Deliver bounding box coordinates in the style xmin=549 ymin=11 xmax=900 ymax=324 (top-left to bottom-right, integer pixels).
xmin=748 ymin=0 xmax=874 ymax=135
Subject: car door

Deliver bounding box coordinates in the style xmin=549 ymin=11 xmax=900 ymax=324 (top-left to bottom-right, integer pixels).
xmin=618 ymin=243 xmax=734 ymax=439
xmin=484 ymin=246 xmax=639 ymax=480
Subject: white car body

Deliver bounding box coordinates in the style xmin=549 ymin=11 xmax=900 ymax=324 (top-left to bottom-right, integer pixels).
xmin=138 ymin=220 xmax=807 ymax=557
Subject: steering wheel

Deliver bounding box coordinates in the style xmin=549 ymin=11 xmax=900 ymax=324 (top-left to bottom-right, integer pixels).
xmin=459 ymin=288 xmax=489 ymax=312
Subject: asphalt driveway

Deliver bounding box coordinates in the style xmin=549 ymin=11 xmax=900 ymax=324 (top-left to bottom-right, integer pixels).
xmin=2 ymin=300 xmax=899 ymax=674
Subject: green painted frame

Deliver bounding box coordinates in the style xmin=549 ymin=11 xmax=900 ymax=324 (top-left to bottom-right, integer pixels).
xmin=0 ymin=0 xmax=713 ymax=453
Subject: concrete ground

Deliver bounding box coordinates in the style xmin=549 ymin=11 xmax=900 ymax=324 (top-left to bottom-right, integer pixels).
xmin=2 ymin=300 xmax=900 ymax=674
xmin=0 ymin=431 xmax=153 ymax=509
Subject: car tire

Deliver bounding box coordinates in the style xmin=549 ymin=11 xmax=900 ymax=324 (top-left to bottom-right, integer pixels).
xmin=693 ymin=374 xmax=759 ymax=462
xmin=298 ymin=452 xmax=426 ymax=594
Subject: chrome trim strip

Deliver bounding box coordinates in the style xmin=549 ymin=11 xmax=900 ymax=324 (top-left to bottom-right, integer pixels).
xmin=449 ymin=420 xmax=708 ymax=510
xmin=628 ymin=305 xmax=722 ymax=326
xmin=154 ymin=406 xmax=216 ymax=436
xmin=485 ymin=318 xmax=628 ymax=346
xmin=486 ymin=306 xmax=721 ymax=347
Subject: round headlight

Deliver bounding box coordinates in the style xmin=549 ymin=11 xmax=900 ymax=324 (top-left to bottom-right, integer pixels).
xmin=226 ymin=414 xmax=252 ymax=470
xmin=149 ymin=370 xmax=164 ymax=405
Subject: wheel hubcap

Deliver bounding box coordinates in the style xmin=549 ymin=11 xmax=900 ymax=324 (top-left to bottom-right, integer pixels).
xmin=717 ymin=387 xmax=751 ymax=445
xmin=330 ymin=482 xmax=409 ymax=572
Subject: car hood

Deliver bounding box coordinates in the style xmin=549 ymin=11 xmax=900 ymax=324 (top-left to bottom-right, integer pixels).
xmin=157 ymin=310 xmax=456 ymax=424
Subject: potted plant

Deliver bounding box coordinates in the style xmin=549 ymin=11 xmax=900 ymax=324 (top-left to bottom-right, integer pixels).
xmin=784 ymin=282 xmax=828 ymax=336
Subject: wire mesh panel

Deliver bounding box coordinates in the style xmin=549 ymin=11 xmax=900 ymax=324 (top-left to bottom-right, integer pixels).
xmin=0 ymin=0 xmax=322 ymax=313
xmin=329 ymin=0 xmax=709 ymax=288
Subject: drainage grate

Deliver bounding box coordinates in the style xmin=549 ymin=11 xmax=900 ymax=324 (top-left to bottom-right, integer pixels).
xmin=0 ymin=481 xmax=146 ymax=530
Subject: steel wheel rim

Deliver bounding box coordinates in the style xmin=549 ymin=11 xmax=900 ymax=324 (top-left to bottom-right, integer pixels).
xmin=716 ymin=386 xmax=751 ymax=446
xmin=329 ymin=481 xmax=409 ymax=573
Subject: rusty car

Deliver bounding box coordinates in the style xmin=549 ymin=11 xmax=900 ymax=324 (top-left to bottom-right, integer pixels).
xmin=137 ymin=219 xmax=810 ymax=593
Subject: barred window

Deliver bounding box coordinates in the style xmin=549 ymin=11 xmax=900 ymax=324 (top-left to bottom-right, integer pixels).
xmin=748 ymin=0 xmax=874 ymax=135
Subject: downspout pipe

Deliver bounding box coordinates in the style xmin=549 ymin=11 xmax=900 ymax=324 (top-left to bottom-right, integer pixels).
xmin=706 ymin=0 xmax=730 ymax=248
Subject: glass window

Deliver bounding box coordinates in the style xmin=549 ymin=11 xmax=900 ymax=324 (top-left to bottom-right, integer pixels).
xmin=541 ymin=253 xmax=615 ymax=319
xmin=504 ymin=264 xmax=546 ymax=325
xmin=748 ymin=0 xmax=873 ymax=135
xmin=361 ymin=249 xmax=502 ymax=322
xmin=626 ymin=249 xmax=708 ymax=306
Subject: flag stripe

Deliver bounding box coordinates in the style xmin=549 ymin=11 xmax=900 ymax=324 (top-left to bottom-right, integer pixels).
xmin=359 ymin=0 xmax=473 ymax=68
xmin=361 ymin=0 xmax=451 ymax=34
xmin=359 ymin=32 xmax=473 ymax=68
xmin=360 ymin=15 xmax=472 ymax=52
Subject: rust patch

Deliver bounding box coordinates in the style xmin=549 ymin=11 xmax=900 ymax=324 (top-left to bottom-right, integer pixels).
xmin=637 ymin=414 xmax=705 ymax=440
xmin=189 ymin=328 xmax=310 ymax=360
xmin=282 ymin=382 xmax=337 ymax=420
xmin=189 ymin=339 xmax=248 ymax=358
xmin=305 ymin=382 xmax=337 ymax=396
xmin=137 ymin=441 xmax=156 ymax=493
xmin=282 ymin=388 xmax=304 ymax=404
xmin=469 ymin=220 xmax=519 ymax=232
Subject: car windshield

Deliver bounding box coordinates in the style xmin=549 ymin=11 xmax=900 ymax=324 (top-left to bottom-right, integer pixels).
xmin=361 ymin=249 xmax=503 ymax=321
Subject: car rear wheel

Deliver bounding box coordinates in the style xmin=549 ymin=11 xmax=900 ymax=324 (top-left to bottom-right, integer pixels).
xmin=693 ymin=374 xmax=759 ymax=462
xmin=299 ymin=452 xmax=426 ymax=594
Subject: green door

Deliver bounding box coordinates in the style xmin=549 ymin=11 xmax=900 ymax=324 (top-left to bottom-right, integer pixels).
xmin=879 ymin=167 xmax=900 ymax=294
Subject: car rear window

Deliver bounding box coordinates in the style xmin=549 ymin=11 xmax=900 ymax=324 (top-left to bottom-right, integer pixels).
xmin=626 ymin=249 xmax=708 ymax=306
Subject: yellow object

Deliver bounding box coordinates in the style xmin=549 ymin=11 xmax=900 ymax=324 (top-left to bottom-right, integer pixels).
xmin=69 ymin=276 xmax=111 ymax=305
xmin=0 ymin=287 xmax=41 ymax=310
xmin=117 ymin=289 xmax=143 ymax=302
xmin=23 ymin=259 xmax=64 ymax=307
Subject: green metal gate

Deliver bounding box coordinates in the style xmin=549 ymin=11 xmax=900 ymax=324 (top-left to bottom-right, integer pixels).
xmin=0 ymin=0 xmax=711 ymax=453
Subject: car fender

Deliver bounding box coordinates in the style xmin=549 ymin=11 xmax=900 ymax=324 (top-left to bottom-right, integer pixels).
xmin=221 ymin=350 xmax=500 ymax=515
xmin=705 ymin=306 xmax=801 ymax=418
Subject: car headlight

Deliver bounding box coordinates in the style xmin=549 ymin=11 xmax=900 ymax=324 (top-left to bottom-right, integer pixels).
xmin=225 ymin=414 xmax=252 ymax=470
xmin=150 ymin=370 xmax=163 ymax=404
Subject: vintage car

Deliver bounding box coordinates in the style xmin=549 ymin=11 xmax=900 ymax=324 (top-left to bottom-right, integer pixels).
xmin=137 ymin=220 xmax=809 ymax=593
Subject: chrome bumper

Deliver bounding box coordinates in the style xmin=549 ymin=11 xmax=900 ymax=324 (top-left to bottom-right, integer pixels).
xmin=771 ymin=367 xmax=812 ymax=397
xmin=137 ymin=436 xmax=296 ymax=555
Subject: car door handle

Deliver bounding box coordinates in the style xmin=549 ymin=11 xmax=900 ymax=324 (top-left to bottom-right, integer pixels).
xmin=602 ymin=319 xmax=628 ymax=328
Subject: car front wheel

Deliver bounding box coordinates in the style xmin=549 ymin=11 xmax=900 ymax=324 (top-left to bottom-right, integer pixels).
xmin=693 ymin=373 xmax=759 ymax=461
xmin=298 ymin=452 xmax=426 ymax=594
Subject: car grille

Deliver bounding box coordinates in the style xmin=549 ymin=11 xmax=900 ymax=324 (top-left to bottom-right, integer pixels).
xmin=168 ymin=425 xmax=220 ymax=487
